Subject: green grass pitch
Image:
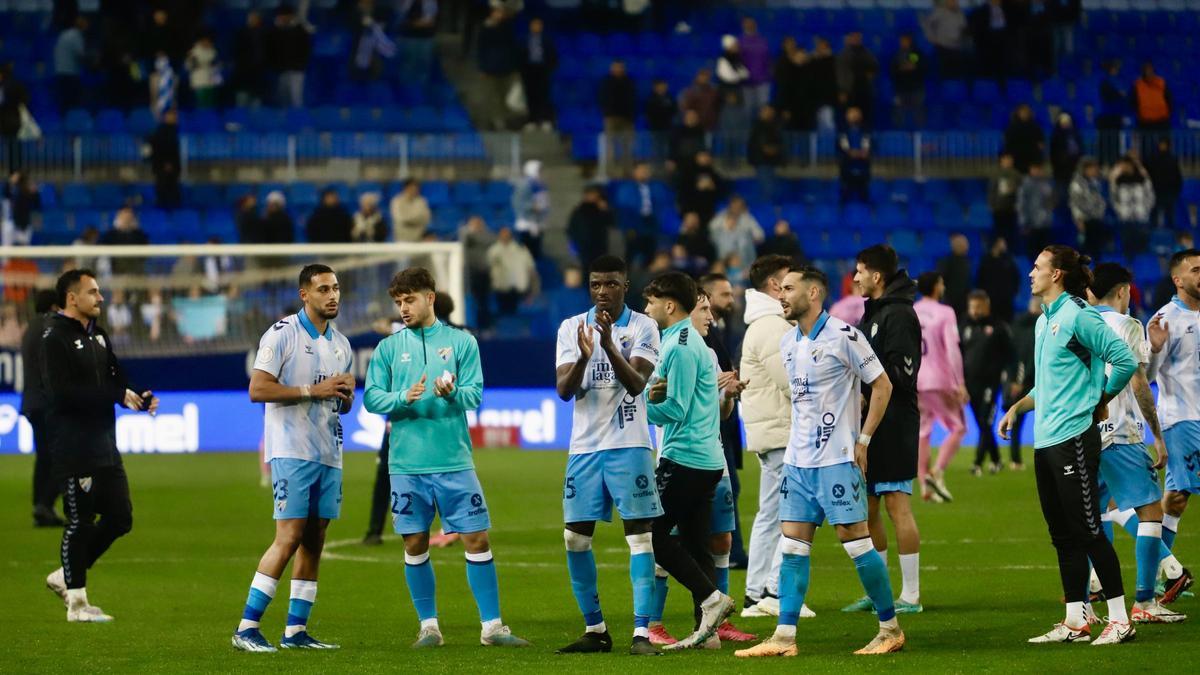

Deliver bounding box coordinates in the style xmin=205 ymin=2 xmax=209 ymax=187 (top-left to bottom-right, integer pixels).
xmin=1 ymin=448 xmax=1196 ymax=673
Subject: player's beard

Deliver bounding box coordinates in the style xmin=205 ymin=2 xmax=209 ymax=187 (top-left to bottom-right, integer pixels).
xmin=318 ymin=305 xmax=339 ymax=320
xmin=1184 ymin=282 xmax=1200 ymax=302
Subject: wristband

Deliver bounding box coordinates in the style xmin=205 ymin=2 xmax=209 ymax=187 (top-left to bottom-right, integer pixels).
xmin=300 ymin=384 xmax=312 ymax=399
xmin=857 ymin=433 xmax=872 ymax=446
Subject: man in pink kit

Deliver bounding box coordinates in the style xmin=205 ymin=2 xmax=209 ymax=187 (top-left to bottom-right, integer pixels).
xmin=914 ymin=272 xmax=966 ymax=503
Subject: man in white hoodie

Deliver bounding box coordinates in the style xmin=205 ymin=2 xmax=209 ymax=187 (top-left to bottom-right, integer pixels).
xmin=738 ymin=254 xmax=812 ymax=619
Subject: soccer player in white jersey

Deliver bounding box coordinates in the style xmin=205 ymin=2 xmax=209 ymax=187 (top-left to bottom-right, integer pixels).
xmin=737 ymin=267 xmax=905 ymax=658
xmin=553 ymin=256 xmax=663 ymax=656
xmin=232 ymin=264 xmax=355 ymax=652
xmin=1085 ymin=263 xmax=1186 ymax=623
xmin=1147 ymin=248 xmax=1200 ymax=602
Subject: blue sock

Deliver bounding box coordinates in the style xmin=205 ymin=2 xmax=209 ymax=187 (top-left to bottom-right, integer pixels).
xmin=465 ymin=550 xmax=502 ymax=623
xmin=404 ymin=552 xmax=438 ymax=621
xmin=1135 ymin=522 xmax=1162 ymax=602
xmin=846 ymin=539 xmax=896 ymax=622
xmin=628 ymin=534 xmax=655 ymax=630
xmin=712 ymin=553 xmax=730 ymax=596
xmin=778 ymin=543 xmax=811 ymax=627
xmin=650 ymin=572 xmax=669 ymax=623
xmin=566 ymin=546 xmax=603 ymax=627
xmin=286 ymin=579 xmax=317 ymax=635
xmin=240 ymin=572 xmax=277 ymax=628
xmin=1102 ymin=518 xmax=1115 ymax=543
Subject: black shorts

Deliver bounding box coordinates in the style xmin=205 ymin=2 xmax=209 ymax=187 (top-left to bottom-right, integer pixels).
xmin=1034 ymin=426 xmax=1106 ymax=549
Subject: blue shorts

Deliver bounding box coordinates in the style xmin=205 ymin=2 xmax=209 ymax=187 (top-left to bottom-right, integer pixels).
xmin=1099 ymin=443 xmax=1162 ymax=510
xmin=868 ymin=480 xmax=913 ymax=498
xmin=270 ymin=458 xmax=342 ymax=520
xmin=563 ymin=447 xmax=662 ymax=523
xmin=389 ymin=469 xmax=491 ymax=535
xmin=710 ymin=474 xmax=736 ymax=534
xmin=779 ymin=463 xmax=868 ymax=526
xmin=1164 ymin=421 xmax=1200 ymax=494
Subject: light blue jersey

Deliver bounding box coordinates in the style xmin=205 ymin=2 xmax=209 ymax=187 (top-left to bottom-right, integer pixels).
xmin=253 ymin=310 xmax=353 ymax=469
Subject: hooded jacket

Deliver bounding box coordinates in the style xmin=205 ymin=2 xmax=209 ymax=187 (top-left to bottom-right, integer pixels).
xmin=738 ymin=288 xmax=792 ymax=453
xmin=859 ymin=270 xmax=921 ymax=483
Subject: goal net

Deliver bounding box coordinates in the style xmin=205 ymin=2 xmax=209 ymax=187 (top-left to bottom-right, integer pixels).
xmin=0 ymin=242 xmax=464 ymax=358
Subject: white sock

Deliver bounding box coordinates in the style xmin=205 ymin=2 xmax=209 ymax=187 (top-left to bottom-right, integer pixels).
xmin=712 ymin=553 xmax=730 ymax=569
xmin=634 ymin=626 xmax=649 ymax=638
xmin=284 ymin=579 xmax=318 ymax=638
xmin=1163 ymin=514 xmax=1180 ymax=533
xmin=898 ymin=553 xmax=920 ymax=604
xmin=1161 ymin=554 xmax=1184 ymax=579
xmin=66 ymin=587 xmax=88 ymax=608
xmin=482 ymin=618 xmax=503 ymax=634
xmin=773 ymin=624 xmax=796 ymax=639
xmin=1110 ymin=509 xmax=1136 ymax=528
xmin=1065 ymin=601 xmax=1086 ymax=627
xmin=238 ymin=572 xmax=278 ymax=632
xmin=879 ymin=616 xmax=899 ymax=630
xmin=421 ymin=618 xmax=440 ymax=631
xmin=586 ymin=621 xmax=608 ymax=634
xmin=1106 ymin=595 xmax=1129 ymax=624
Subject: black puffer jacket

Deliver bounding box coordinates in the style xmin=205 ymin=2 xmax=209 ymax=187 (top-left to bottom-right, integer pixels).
xmin=40 ymin=313 xmax=135 ymax=476
xmin=859 ymin=270 xmax=922 ymax=483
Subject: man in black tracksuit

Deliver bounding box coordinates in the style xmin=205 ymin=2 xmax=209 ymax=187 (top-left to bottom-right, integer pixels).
xmin=849 ymin=245 xmax=924 ymax=610
xmin=1003 ymin=296 xmax=1041 ymax=469
xmin=960 ymin=290 xmax=1014 ymax=473
xmin=41 ymin=269 xmax=158 ymax=622
xmin=21 ymin=289 xmax=62 ymax=527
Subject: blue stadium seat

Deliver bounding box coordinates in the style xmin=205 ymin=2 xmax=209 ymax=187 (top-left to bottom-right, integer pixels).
xmin=422 ymin=181 xmax=451 ymax=207
xmin=288 ymin=183 xmax=320 ymax=210
xmin=61 ymin=184 xmax=93 ymax=209
xmin=170 ymin=210 xmax=202 ymax=241
xmin=127 ymin=108 xmax=157 ymax=136
xmin=91 ymin=183 xmax=124 ymax=209
xmin=95 ymin=109 xmax=126 ymax=134
xmin=63 ymin=109 xmax=93 ymax=134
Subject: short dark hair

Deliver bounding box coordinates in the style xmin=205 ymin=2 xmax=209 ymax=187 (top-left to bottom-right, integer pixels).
xmin=434 ymin=291 xmax=455 ymax=320
xmin=698 ymin=272 xmax=729 ymax=289
xmin=299 ymin=264 xmax=335 ymax=288
xmin=1169 ymin=248 xmax=1200 ymax=274
xmin=56 ymin=268 xmax=95 ymax=307
xmin=589 ymin=255 xmax=627 ymax=276
xmin=696 ymin=287 xmax=710 ymax=300
xmin=389 ymin=267 xmax=437 ymax=296
xmin=34 ymin=289 xmax=59 ymax=314
xmin=856 ymin=244 xmax=899 ymax=280
xmin=967 ymin=289 xmax=991 ymax=303
xmin=1043 ymin=245 xmax=1093 ymax=298
xmin=643 ymin=272 xmax=697 ymax=313
xmin=794 ymin=266 xmax=829 ymax=298
xmin=748 ymin=254 xmax=792 ymax=291
xmin=1090 ymin=262 xmax=1133 ymax=300
xmin=917 ymin=271 xmax=942 ymax=296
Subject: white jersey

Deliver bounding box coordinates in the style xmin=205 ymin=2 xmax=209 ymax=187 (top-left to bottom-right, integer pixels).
xmin=1097 ymin=307 xmax=1150 ymax=447
xmin=1149 ymin=297 xmax=1200 ymax=430
xmin=781 ymin=312 xmax=885 ymax=469
xmin=556 ymin=306 xmax=660 ymax=455
xmin=254 ymin=311 xmax=354 ymax=468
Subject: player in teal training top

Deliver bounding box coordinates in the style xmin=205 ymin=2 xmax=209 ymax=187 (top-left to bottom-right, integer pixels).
xmin=364 ymin=267 xmax=530 ymax=649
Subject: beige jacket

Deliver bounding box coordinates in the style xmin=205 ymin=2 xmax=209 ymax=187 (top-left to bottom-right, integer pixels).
xmin=389 ymin=193 xmax=432 ymax=242
xmin=738 ymin=288 xmax=793 ymax=453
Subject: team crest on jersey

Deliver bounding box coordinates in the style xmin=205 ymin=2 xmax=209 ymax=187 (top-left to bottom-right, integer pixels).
xmin=437 ymin=347 xmax=453 ymax=361
xmin=95 ymin=334 xmax=106 ymax=348
xmin=78 ymin=476 xmax=92 ymax=492
xmin=619 ymin=334 xmax=631 ymax=350
xmin=1051 ymin=323 xmax=1060 ymax=336
xmin=811 ymin=347 xmax=824 ymax=361
xmin=870 ymin=323 xmax=878 ymax=338
xmin=276 ymin=499 xmax=287 ymax=512
xmin=401 ymin=352 xmax=412 ymax=363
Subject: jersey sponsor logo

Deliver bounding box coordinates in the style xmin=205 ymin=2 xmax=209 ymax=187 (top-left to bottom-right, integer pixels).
xmin=791 ymin=375 xmax=811 ymax=402
xmin=632 ymin=473 xmax=655 ymax=498
xmin=467 ymin=492 xmax=488 ymax=516
xmin=814 ymin=412 xmax=835 ymax=448
xmin=860 ymin=354 xmax=878 ymax=369
xmin=830 ymin=480 xmax=852 ymax=506
xmin=638 ymin=341 xmax=659 ymax=356
xmin=832 ymin=483 xmax=845 ymax=498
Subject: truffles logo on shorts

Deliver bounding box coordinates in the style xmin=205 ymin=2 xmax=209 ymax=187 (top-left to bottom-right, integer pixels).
xmin=468 ymin=493 xmax=487 ymax=516
xmin=632 ymin=473 xmax=654 ymax=499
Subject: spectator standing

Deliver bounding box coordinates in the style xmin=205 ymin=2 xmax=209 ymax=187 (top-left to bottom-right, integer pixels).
xmin=890 ymin=34 xmax=926 ymax=130
xmin=668 ymin=109 xmax=707 ymax=172
xmin=676 ymin=150 xmax=723 ymax=226
xmin=920 ymin=0 xmax=968 ymax=78
xmin=747 ymin=104 xmax=785 ymax=200
xmin=988 ymin=152 xmax=1021 ymax=243
xmin=1096 ymin=60 xmax=1127 ymax=166
xmin=1048 ymin=112 xmax=1082 ymax=199
xmin=675 ymin=212 xmax=717 ymax=268
xmin=262 ymin=191 xmax=295 ymax=244
xmin=100 ymin=208 xmax=150 ymax=276
xmin=716 ymin=35 xmax=750 ymax=106
xmin=599 ymin=59 xmax=637 ymax=174
xmin=306 ymin=188 xmax=353 ymax=243
xmin=487 ymin=226 xmax=536 ymax=315
xmin=477 ymin=7 xmax=519 ymax=130
xmin=352 ymin=192 xmax=387 ymax=243
xmin=394 ymin=0 xmax=438 ymax=87
xmin=709 ymin=195 xmax=763 ymax=269
xmin=235 ymin=194 xmax=262 ymax=243
xmin=267 ymin=5 xmax=312 ymax=108
xmin=513 ymin=159 xmax=549 ymax=257
xmin=350 ymin=11 xmax=398 ymax=82
xmin=936 ymin=233 xmax=972 ymax=317
xmin=1145 ymin=136 xmax=1183 ymax=229
xmin=774 ymin=38 xmax=813 ymax=131
xmin=1132 ymin=61 xmax=1172 ymax=137
xmin=148 ymin=53 xmax=177 ymax=120
xmin=232 ymin=11 xmax=268 ymax=106
xmin=2 ymin=171 xmax=41 ymax=247
xmin=1067 ymin=158 xmax=1108 ymax=256
xmin=1017 ymin=163 xmax=1054 ymax=259
xmin=975 ymin=235 xmax=1020 ymax=322
xmin=835 ymin=31 xmax=879 ymax=125
xmin=758 ymin=219 xmax=804 ymax=262
xmin=838 ymin=107 xmax=871 ymax=203
xmin=1023 ymin=0 xmax=1055 ymax=80
xmin=53 ymin=15 xmax=88 ymax=112
xmin=970 ymin=0 xmax=1011 ymax=82
xmin=1003 ymin=104 xmax=1045 ymax=174
xmin=645 ymin=79 xmax=676 ymax=135
xmin=1109 ymin=155 xmax=1155 ymax=256
xmin=460 ymin=215 xmax=496 ymax=330
xmin=1050 ymin=0 xmax=1082 ymax=58
xmin=0 ymin=64 xmax=29 ymax=151
xmin=808 ymin=36 xmax=839 ymax=131
xmin=1002 ymin=296 xmax=1041 ymax=468
xmin=184 ymin=34 xmax=221 ymax=109
xmin=21 ymin=289 xmax=63 ymax=527
xmin=567 ymin=185 xmax=614 ymax=272
xmin=520 ymin=17 xmax=557 ymax=131
xmin=679 ymin=68 xmax=720 ymax=131
xmin=739 ymin=18 xmax=772 ymax=112
xmin=148 ymin=109 xmax=181 ymax=209
xmin=960 ymin=290 xmax=1014 ymax=474
xmin=619 ymin=162 xmax=663 ymax=265
xmin=389 ymin=179 xmax=432 ymax=242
